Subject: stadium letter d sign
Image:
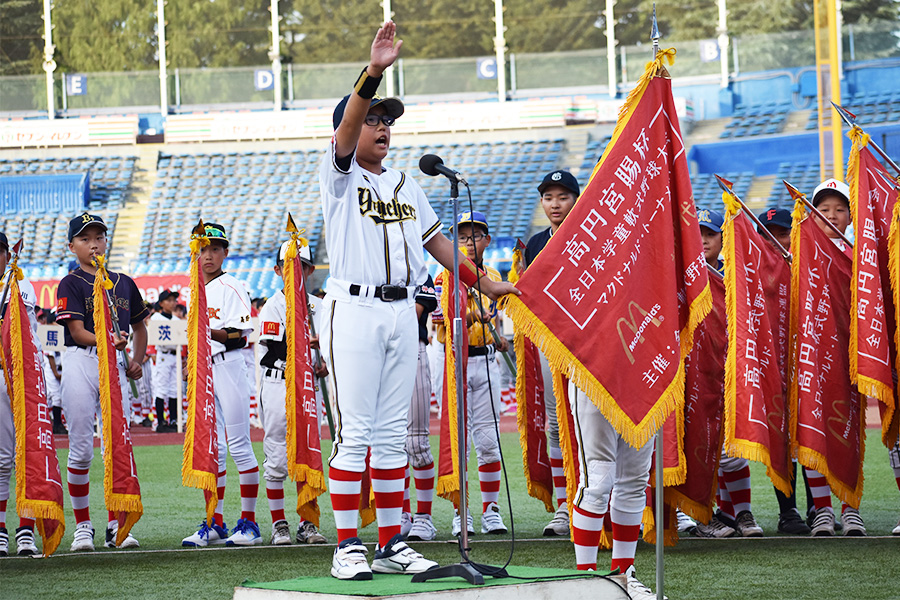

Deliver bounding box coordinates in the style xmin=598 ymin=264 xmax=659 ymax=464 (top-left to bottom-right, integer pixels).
xmin=254 ymin=69 xmax=275 ymax=91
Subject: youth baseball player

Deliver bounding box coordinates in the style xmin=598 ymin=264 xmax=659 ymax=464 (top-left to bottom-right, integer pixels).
xmin=0 ymin=232 xmax=41 ymax=556
xmin=401 ymin=274 xmax=438 ymax=541
xmin=182 ymin=223 xmax=261 ymax=547
xmin=433 ymin=212 xmax=508 ymax=537
xmin=56 ymin=213 xmax=148 ymax=552
xmin=320 ymin=21 xmax=517 ymax=580
xmin=524 ymin=170 xmax=580 ymax=536
xmin=36 ymin=308 xmax=66 ymax=434
xmin=257 ymin=241 xmax=327 ymax=546
xmin=151 ymin=290 xmax=180 ymax=432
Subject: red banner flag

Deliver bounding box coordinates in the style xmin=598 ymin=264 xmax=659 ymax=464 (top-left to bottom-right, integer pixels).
xmin=722 ymin=198 xmax=792 ymax=494
xmin=182 ymin=227 xmax=218 ymax=524
xmin=435 ymin=270 xmax=469 ymax=506
xmin=667 ymin=273 xmax=727 ymax=524
xmin=552 ymin=371 xmax=580 ymax=541
xmin=91 ymin=256 xmax=143 ymax=544
xmin=848 ymin=126 xmax=899 ymax=445
xmin=282 ymin=229 xmax=326 ymax=526
xmin=503 ymin=50 xmax=711 ymax=449
xmin=514 ymin=331 xmax=554 ymax=512
xmin=1 ymin=270 xmax=65 ymax=556
xmin=789 ymin=201 xmax=865 ymax=507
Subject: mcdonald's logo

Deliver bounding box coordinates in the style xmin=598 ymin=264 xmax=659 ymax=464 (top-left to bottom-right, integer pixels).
xmin=37 ymin=281 xmax=60 ymax=309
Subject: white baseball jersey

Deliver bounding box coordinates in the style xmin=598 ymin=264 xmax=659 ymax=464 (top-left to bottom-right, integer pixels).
xmin=319 ymin=139 xmax=442 ymax=287
xmin=258 ymin=290 xmax=323 ymax=348
xmin=205 ymin=273 xmax=253 ymax=356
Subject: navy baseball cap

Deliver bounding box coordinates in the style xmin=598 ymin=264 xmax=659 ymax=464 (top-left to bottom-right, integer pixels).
xmin=67 ymin=212 xmax=108 ymax=242
xmin=204 ymin=223 xmax=229 ymax=247
xmin=451 ymin=211 xmax=490 ymax=234
xmin=697 ymin=208 xmax=724 ymax=233
xmin=159 ymin=289 xmax=179 ymax=302
xmin=332 ymin=94 xmax=405 ymax=130
xmin=538 ymin=170 xmax=580 ymax=197
xmin=0 ymin=232 xmax=7 ymax=250
xmin=758 ymin=207 xmax=792 ymax=230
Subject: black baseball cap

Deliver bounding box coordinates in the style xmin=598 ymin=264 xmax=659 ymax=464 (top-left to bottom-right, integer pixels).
xmin=204 ymin=223 xmax=229 ymax=247
xmin=159 ymin=289 xmax=179 ymax=302
xmin=332 ymin=94 xmax=405 ymax=130
xmin=538 ymin=170 xmax=580 ymax=197
xmin=0 ymin=232 xmax=7 ymax=251
xmin=68 ymin=212 xmax=108 ymax=242
xmin=758 ymin=207 xmax=792 ymax=230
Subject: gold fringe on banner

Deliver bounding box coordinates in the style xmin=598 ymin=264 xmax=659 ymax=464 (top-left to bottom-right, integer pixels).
xmin=6 ymin=269 xmax=66 ymax=555
xmin=181 ymin=230 xmax=217 ymax=524
xmin=886 ymin=200 xmax=900 ymax=445
xmin=514 ymin=329 xmax=554 ymax=513
xmin=435 ymin=270 xmax=461 ymax=507
xmin=92 ymin=256 xmax=143 ymax=541
xmin=552 ymin=370 xmax=579 ymax=543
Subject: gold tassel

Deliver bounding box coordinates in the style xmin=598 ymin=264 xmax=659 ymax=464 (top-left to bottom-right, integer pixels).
xmin=515 ymin=330 xmax=554 ymax=513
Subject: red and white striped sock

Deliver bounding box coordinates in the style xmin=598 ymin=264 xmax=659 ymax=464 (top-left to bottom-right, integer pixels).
xmin=572 ymin=505 xmax=604 ymax=570
xmin=19 ymin=517 xmax=35 ymax=529
xmin=892 ymin=460 xmax=900 ymax=492
xmin=413 ymin=462 xmax=435 ymax=515
xmin=549 ymin=445 xmax=567 ymax=507
xmin=722 ymin=464 xmax=752 ymax=515
xmin=329 ymin=467 xmax=362 ymax=543
xmin=202 ymin=470 xmax=227 ymax=526
xmin=372 ymin=466 xmax=406 ymax=547
xmin=239 ymin=466 xmax=259 ymax=522
xmin=501 ymin=387 xmax=510 ymax=412
xmin=430 ymin=391 xmax=438 ymax=413
xmin=402 ymin=467 xmax=411 ymax=514
xmin=479 ymin=461 xmax=502 ymax=512
xmin=131 ymin=395 xmax=141 ymax=424
xmin=609 ymin=507 xmax=642 ymax=574
xmin=0 ymin=499 xmax=6 ymax=528
xmin=142 ymin=403 xmax=151 ymax=421
xmin=266 ymin=480 xmax=286 ymax=523
xmin=716 ymin=469 xmax=735 ymax=521
xmin=805 ymin=468 xmax=833 ymax=512
xmin=67 ymin=466 xmax=91 ymax=524
xmin=249 ymin=394 xmax=258 ymax=421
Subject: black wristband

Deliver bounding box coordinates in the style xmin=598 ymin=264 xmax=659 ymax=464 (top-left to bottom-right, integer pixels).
xmin=354 ymin=67 xmax=382 ymax=99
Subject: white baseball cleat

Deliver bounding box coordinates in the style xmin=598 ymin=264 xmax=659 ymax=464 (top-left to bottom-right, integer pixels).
xmin=0 ymin=528 xmax=8 ymax=557
xmin=105 ymin=521 xmax=140 ymax=549
xmin=182 ymin=521 xmax=229 ymax=547
xmin=406 ymin=514 xmax=437 ymax=542
xmin=16 ymin=527 xmax=38 ymax=556
xmin=400 ymin=511 xmax=413 ymax=538
xmin=70 ymin=521 xmax=95 ymax=552
xmin=371 ymin=534 xmax=438 ymax=574
xmin=810 ymin=508 xmax=835 ymax=537
xmin=840 ymin=508 xmax=866 ymax=536
xmin=271 ymin=520 xmax=292 ymax=545
xmin=331 ymin=537 xmax=372 ymax=580
xmin=451 ymin=510 xmax=475 ymax=537
xmin=225 ymin=518 xmax=262 ymax=546
xmin=624 ymin=566 xmax=668 ymax=600
xmin=543 ymin=502 xmax=570 ymax=537
xmin=481 ymin=502 xmax=508 ymax=535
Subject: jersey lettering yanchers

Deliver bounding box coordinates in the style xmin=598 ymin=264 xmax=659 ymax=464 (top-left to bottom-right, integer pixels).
xmin=205 ymin=272 xmax=253 ymax=356
xmin=319 ymin=140 xmax=442 ymax=287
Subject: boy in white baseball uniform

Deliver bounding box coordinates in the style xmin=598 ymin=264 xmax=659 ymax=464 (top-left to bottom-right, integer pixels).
xmin=433 ymin=212 xmax=509 ymax=537
xmin=151 ymin=290 xmax=180 ymax=432
xmin=257 ymin=241 xmax=327 ymax=546
xmin=56 ymin=213 xmax=148 ymax=552
xmin=320 ymin=21 xmax=517 ymax=581
xmin=181 ymin=223 xmax=261 ymax=547
xmin=0 ymin=232 xmax=41 ymax=556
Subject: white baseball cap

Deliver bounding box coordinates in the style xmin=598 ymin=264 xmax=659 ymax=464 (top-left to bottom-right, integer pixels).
xmin=278 ymin=241 xmax=313 ymax=267
xmin=812 ymin=178 xmax=850 ymax=207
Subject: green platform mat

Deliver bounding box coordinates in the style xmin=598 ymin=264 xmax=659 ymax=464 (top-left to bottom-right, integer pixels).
xmin=242 ymin=565 xmax=613 ymax=596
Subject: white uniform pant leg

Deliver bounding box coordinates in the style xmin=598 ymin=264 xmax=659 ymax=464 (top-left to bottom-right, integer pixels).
xmin=719 ymin=451 xmax=749 ymax=472
xmin=432 ymin=344 xmax=444 ymax=412
xmin=406 ymin=341 xmax=434 ymax=468
xmin=260 ymin=376 xmax=288 ymax=482
xmin=569 ymin=383 xmax=653 ymax=515
xmin=213 ymin=353 xmax=257 ymax=472
xmin=323 ymin=298 xmax=417 ymax=472
xmin=61 ymin=348 xmax=129 ymax=470
xmin=467 ymin=350 xmax=502 ymax=466
xmin=0 ymin=382 xmax=14 ymax=502
xmin=540 ymin=350 xmax=559 ymax=448
xmin=153 ymin=352 xmax=177 ymax=399
xmin=42 ymin=354 xmax=62 ymax=408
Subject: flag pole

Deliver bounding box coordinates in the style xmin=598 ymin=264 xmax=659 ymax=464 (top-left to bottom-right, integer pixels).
xmin=0 ymin=240 xmax=24 ymax=329
xmin=715 ymin=175 xmax=792 ymax=261
xmin=706 ymin=263 xmax=724 ymax=281
xmin=783 ymin=180 xmax=854 ymax=247
xmin=832 ymin=102 xmax=900 ymax=176
xmin=650 ymin=6 xmax=665 ymax=600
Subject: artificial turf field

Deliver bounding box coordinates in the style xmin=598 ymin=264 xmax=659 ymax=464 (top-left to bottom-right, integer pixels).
xmin=2 ymin=431 xmax=898 ymax=600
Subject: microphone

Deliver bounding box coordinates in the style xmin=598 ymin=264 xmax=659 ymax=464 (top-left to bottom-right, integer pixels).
xmin=419 ymin=154 xmax=467 ymax=184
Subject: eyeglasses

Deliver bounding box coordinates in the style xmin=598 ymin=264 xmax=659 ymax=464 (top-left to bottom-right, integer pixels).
xmin=459 ymin=233 xmax=486 ymax=243
xmin=364 ymin=114 xmax=395 ymax=127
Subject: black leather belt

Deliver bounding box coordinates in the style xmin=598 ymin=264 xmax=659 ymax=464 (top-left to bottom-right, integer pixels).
xmin=264 ymin=368 xmax=285 ymax=379
xmin=468 ymin=346 xmax=493 ymax=356
xmin=349 ymin=284 xmax=408 ymax=302
xmin=160 ymin=349 xmax=176 ymax=355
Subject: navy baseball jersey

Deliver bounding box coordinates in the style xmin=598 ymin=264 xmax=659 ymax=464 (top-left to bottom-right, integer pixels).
xmin=56 ymin=267 xmax=148 ymax=347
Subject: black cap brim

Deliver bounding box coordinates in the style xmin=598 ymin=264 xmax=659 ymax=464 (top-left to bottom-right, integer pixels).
xmin=68 ymin=221 xmax=108 ymax=242
xmin=333 ymin=95 xmax=405 ymax=130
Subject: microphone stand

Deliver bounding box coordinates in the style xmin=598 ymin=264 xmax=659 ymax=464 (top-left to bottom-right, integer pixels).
xmin=412 ymin=177 xmax=506 ymax=585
